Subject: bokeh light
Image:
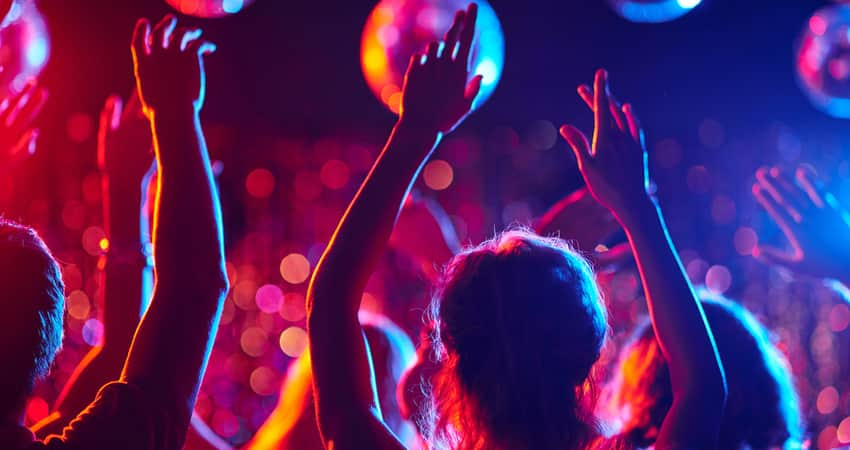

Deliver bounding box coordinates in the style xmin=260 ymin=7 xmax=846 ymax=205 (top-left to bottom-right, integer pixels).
xmin=66 ymin=290 xmax=91 ymax=320
xmin=255 ymin=284 xmax=283 ymax=314
xmin=606 ymin=0 xmax=703 ymax=24
xmin=279 ymin=253 xmax=311 ymax=284
xmin=279 ymin=326 xmax=308 ymax=357
xmin=82 ymin=318 xmax=104 ymax=347
xmin=245 ymin=168 xmax=275 ymax=199
xmin=817 ymin=385 xmax=839 ymax=415
xmin=796 ymin=4 xmax=850 ymax=118
xmin=0 ymin=0 xmax=50 ymax=95
xmin=423 ymin=159 xmax=454 ymax=190
xmin=361 ymin=0 xmax=505 ymax=114
xmin=164 ymin=0 xmax=257 ymax=18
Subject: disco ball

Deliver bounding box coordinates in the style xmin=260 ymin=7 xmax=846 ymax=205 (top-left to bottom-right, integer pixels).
xmin=795 ymin=4 xmax=850 ymax=119
xmin=606 ymin=0 xmax=703 ymax=24
xmin=165 ymin=0 xmax=256 ymax=19
xmin=361 ymin=0 xmax=505 ymax=115
xmin=0 ymin=0 xmax=49 ymax=94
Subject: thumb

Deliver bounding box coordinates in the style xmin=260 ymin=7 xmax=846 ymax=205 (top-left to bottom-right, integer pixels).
xmin=464 ymin=74 xmax=484 ymax=107
xmin=560 ymin=124 xmax=592 ymax=168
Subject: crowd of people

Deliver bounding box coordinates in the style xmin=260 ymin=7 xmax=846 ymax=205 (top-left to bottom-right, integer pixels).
xmin=1 ymin=1 xmax=849 ymax=449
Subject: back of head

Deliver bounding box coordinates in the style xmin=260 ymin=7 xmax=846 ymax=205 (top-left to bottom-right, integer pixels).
xmin=0 ymin=220 xmax=64 ymax=415
xmin=605 ymin=292 xmax=803 ymax=449
xmin=427 ymin=229 xmax=607 ymax=450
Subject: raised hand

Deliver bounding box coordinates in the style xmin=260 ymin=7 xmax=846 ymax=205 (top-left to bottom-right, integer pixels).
xmin=131 ymin=15 xmax=216 ymax=116
xmin=753 ymin=165 xmax=850 ymax=284
xmin=400 ymin=3 xmax=483 ymax=135
xmin=98 ymin=93 xmax=155 ymax=190
xmin=0 ymin=80 xmax=48 ymax=169
xmin=561 ymin=70 xmax=727 ymax=448
xmin=560 ymin=69 xmax=650 ymax=222
xmin=535 ymin=187 xmax=631 ymax=268
xmin=390 ymin=191 xmax=460 ymax=278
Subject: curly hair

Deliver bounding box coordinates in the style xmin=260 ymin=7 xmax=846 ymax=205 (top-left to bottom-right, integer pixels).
xmin=602 ymin=291 xmax=803 ymax=449
xmin=424 ymin=229 xmax=608 ymax=450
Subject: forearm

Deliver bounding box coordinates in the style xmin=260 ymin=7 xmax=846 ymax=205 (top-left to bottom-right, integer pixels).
xmin=121 ymin=109 xmax=227 ymax=418
xmin=149 ymin=110 xmax=226 ymax=284
xmin=309 ymin=120 xmax=439 ymax=316
xmin=618 ymin=199 xmax=725 ymax=394
xmin=308 ymin=119 xmax=439 ymax=440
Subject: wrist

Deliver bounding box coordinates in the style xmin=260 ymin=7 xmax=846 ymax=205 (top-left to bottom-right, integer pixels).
xmin=395 ymin=117 xmax=442 ymax=142
xmin=149 ymin=106 xmax=200 ymax=125
xmin=613 ymin=195 xmax=661 ymax=231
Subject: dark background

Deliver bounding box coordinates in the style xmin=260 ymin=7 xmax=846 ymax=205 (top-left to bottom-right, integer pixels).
xmin=20 ymin=0 xmax=850 ymax=446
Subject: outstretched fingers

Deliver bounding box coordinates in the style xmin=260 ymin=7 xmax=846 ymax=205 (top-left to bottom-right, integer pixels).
xmin=12 ymin=86 xmax=48 ymax=134
xmin=622 ymin=103 xmax=643 ymax=145
xmin=456 ymin=3 xmax=478 ymax=67
xmin=560 ymin=124 xmax=593 ymax=169
xmin=442 ymin=10 xmax=465 ymax=60
xmin=132 ymin=18 xmax=152 ymax=60
xmin=796 ymin=164 xmax=828 ymax=208
xmin=753 ymin=182 xmax=798 ymax=241
xmin=592 ymin=69 xmax=611 ymax=149
xmin=186 ymin=39 xmax=217 ymax=56
xmin=756 ymin=167 xmax=804 ymax=222
xmin=152 ymin=14 xmax=177 ymax=49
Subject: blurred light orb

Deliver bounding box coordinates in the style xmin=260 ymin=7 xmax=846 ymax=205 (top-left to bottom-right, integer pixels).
xmin=796 ymin=4 xmax=850 ymax=119
xmin=606 ymin=0 xmax=702 ymax=23
xmin=361 ymin=0 xmax=505 ymax=114
xmin=0 ymin=0 xmax=50 ymax=94
xmin=165 ymin=0 xmax=255 ymax=18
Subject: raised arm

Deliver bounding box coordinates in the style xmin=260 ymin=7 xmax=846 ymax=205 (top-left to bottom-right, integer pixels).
xmin=119 ymin=13 xmax=228 ymax=432
xmin=561 ymin=69 xmax=726 ymax=449
xmin=752 ymin=164 xmax=850 ymax=291
xmin=33 ymin=93 xmax=155 ymax=437
xmin=390 ymin=191 xmax=461 ymax=279
xmin=307 ymin=5 xmax=481 ymax=450
xmin=535 ymin=187 xmax=630 ymax=268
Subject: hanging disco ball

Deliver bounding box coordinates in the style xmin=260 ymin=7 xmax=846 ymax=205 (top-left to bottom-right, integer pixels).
xmin=606 ymin=0 xmax=703 ymax=24
xmin=0 ymin=0 xmax=49 ymax=95
xmin=165 ymin=0 xmax=256 ymax=19
xmin=361 ymin=0 xmax=505 ymax=115
xmin=795 ymin=4 xmax=850 ymax=119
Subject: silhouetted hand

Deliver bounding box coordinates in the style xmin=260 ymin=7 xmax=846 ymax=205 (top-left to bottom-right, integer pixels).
xmin=0 ymin=80 xmax=47 ymax=169
xmin=753 ymin=165 xmax=850 ymax=284
xmin=98 ymin=92 xmax=155 ymax=187
xmin=536 ymin=187 xmax=631 ymax=267
xmin=131 ymin=15 xmax=216 ymax=117
xmin=390 ymin=191 xmax=460 ymax=277
xmin=400 ymin=3 xmax=483 ymax=135
xmin=560 ymin=69 xmax=651 ymax=221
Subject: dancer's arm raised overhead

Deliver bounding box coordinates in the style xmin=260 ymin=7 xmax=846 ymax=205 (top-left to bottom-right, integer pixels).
xmin=119 ymin=12 xmax=228 ymax=435
xmin=753 ymin=164 xmax=850 ymax=291
xmin=562 ymin=69 xmax=727 ymax=450
xmin=307 ymin=5 xmax=481 ymax=450
xmin=32 ymin=93 xmax=155 ymax=438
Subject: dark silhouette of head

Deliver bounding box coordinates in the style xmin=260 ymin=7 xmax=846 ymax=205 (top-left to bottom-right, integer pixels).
xmin=246 ymin=312 xmax=416 ymax=450
xmin=0 ymin=220 xmax=64 ymax=419
xmin=425 ymin=229 xmax=607 ymax=450
xmin=604 ymin=292 xmax=803 ymax=449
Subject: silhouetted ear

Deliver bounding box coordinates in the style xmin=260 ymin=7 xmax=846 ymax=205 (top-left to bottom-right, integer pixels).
xmin=0 ymin=0 xmax=12 ymax=24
